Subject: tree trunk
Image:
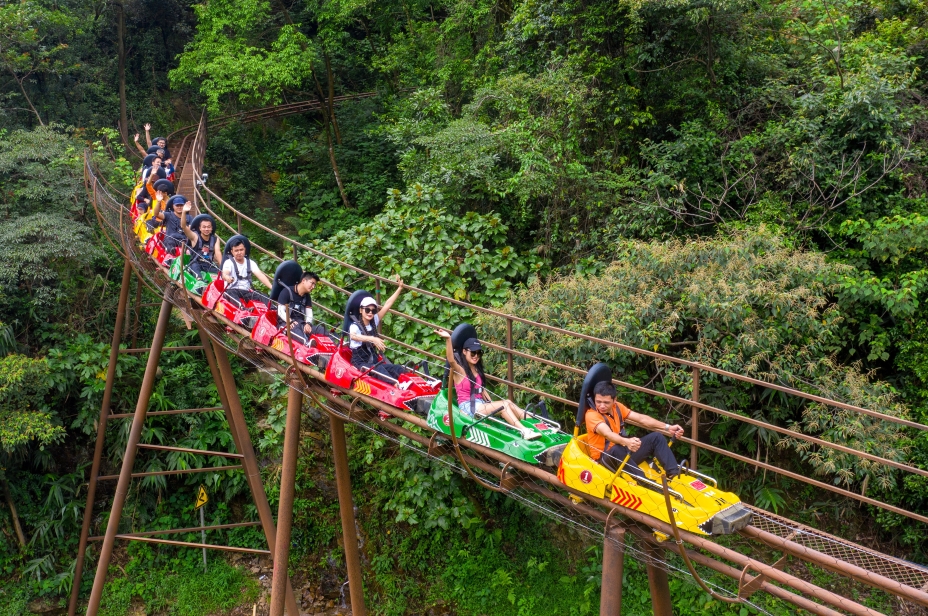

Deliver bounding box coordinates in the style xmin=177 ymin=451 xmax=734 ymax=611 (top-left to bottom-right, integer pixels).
xmin=2 ymin=478 xmax=26 ymax=548
xmin=324 ymin=54 xmax=342 ymax=145
xmin=325 ymin=119 xmax=351 ymax=209
xmin=117 ymin=0 xmax=129 ymax=152
xmin=11 ymin=72 xmax=44 ymax=127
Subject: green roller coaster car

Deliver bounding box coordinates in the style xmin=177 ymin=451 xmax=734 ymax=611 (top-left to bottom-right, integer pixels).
xmin=426 ymin=390 xmax=571 ymax=468
xmin=168 ymin=256 xmax=213 ymax=296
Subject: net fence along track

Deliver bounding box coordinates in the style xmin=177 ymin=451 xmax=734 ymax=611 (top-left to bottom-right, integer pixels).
xmin=86 ymin=116 xmax=928 ymax=615
xmin=749 ymin=507 xmax=928 ymax=590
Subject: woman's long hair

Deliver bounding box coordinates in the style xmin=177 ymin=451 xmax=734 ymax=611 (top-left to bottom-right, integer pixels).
xmin=456 ymin=349 xmax=486 ymax=395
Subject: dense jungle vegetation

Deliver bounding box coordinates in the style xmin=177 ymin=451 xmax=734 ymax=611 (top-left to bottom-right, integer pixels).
xmin=1 ymin=0 xmax=927 ymax=612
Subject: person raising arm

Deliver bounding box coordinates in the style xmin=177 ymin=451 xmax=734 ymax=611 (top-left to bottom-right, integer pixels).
xmin=435 ymin=328 xmax=540 ymax=441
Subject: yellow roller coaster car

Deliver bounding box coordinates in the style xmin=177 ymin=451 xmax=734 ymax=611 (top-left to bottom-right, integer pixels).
xmin=557 ymin=363 xmax=752 ymax=536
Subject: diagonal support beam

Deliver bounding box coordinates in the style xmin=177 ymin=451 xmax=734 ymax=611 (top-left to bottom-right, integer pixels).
xmin=85 ymin=293 xmax=173 ymax=616
xmin=69 ymin=260 xmax=133 ymax=616
xmin=202 ymin=330 xmax=301 ymax=615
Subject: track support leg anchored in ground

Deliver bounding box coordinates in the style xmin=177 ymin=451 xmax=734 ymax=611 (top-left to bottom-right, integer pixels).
xmin=600 ymin=525 xmax=626 ymax=615
xmin=69 ymin=260 xmax=133 ymax=616
xmin=85 ymin=293 xmax=173 ymax=616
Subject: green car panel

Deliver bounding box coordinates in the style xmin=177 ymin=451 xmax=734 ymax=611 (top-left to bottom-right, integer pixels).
xmin=426 ymin=390 xmax=571 ymax=467
xmin=169 ymin=257 xmax=213 ymax=296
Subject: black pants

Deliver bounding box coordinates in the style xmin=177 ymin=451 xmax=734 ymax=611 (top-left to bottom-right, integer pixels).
xmin=599 ymin=432 xmax=679 ymax=478
xmin=164 ymin=234 xmax=185 ymax=254
xmin=286 ymin=322 xmax=328 ymax=344
xmin=188 ymin=260 xmax=219 ymax=278
xmin=353 ymin=359 xmax=409 ymax=383
xmin=225 ymin=287 xmax=263 ymax=307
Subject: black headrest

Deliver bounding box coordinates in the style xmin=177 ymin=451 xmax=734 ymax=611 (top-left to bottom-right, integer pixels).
xmin=190 ymin=214 xmax=214 ymax=234
xmin=153 ymin=179 xmax=175 ymax=194
xmin=147 ymin=145 xmax=164 ymax=155
xmin=342 ymin=290 xmax=374 ymax=334
xmin=142 ymin=154 xmax=157 ymax=167
xmin=223 ymin=234 xmax=251 ymax=260
xmin=576 ymin=363 xmax=613 ymax=429
xmin=167 ymin=194 xmax=186 ymax=207
xmin=152 ymin=168 xmax=166 ymax=181
xmin=450 ymin=323 xmax=478 ymax=354
xmin=271 ymin=260 xmax=303 ymax=302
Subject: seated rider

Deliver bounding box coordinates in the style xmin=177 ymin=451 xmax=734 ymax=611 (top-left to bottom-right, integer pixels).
xmin=180 ymin=207 xmax=221 ymax=278
xmin=221 ymin=237 xmax=272 ymax=305
xmin=151 ymin=194 xmax=190 ymax=253
xmin=347 ymin=278 xmax=411 ymax=382
xmin=277 ymin=271 xmax=326 ymax=344
xmin=585 ymin=381 xmax=685 ymax=478
xmin=436 ymin=328 xmax=540 ymax=440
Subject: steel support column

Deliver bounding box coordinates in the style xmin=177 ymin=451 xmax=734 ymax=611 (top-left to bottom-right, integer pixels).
xmin=269 ymin=382 xmax=303 ymax=616
xmin=85 ymin=294 xmax=172 ymax=616
xmin=202 ymin=331 xmax=300 ymax=615
xmin=68 ymin=260 xmax=133 ymax=616
xmin=330 ymin=413 xmax=367 ymax=616
xmin=644 ymin=541 xmax=673 ymax=616
xmin=600 ymin=526 xmax=625 ymax=616
xmin=690 ymin=367 xmax=700 ymax=471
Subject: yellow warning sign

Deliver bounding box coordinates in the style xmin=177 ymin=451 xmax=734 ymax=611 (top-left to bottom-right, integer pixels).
xmin=195 ymin=485 xmax=209 ymax=510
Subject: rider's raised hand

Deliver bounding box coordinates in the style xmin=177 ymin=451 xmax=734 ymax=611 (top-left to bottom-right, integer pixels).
xmin=183 ymin=202 xmax=193 ymax=212
xmin=435 ymin=328 xmax=451 ymax=339
xmin=144 ymin=123 xmax=151 ymax=131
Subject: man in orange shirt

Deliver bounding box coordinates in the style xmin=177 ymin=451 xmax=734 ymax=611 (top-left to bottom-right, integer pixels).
xmin=585 ymin=381 xmax=685 ymax=478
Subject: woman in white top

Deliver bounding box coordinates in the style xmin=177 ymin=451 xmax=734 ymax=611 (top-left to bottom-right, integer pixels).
xmin=347 ymin=278 xmax=410 ymax=382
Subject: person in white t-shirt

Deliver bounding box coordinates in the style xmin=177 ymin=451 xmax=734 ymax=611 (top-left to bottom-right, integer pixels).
xmin=221 ymin=238 xmax=272 ymax=305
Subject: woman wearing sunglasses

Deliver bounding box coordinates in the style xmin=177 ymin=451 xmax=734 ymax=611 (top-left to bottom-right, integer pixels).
xmin=436 ymin=329 xmax=540 ymax=440
xmin=347 ymin=276 xmax=411 ymax=381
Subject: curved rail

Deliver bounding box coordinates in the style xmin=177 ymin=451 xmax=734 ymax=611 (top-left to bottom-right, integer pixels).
xmin=84 ymin=102 xmax=928 ymax=615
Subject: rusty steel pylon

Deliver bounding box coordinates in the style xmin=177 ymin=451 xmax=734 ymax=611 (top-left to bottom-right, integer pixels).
xmin=68 ymin=268 xmax=303 ymax=616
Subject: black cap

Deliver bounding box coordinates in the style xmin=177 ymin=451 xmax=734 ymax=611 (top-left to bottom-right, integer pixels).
xmin=463 ymin=338 xmax=482 ymax=352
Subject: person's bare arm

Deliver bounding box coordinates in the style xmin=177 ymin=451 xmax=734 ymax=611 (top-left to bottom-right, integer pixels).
xmin=152 ymin=192 xmax=165 ymax=220
xmin=350 ymin=325 xmax=386 ymax=352
xmin=181 ymin=203 xmax=197 ymax=243
xmin=221 ymin=262 xmax=234 ymax=284
xmin=144 ymin=123 xmax=152 ymax=147
xmin=626 ymin=410 xmax=683 ymax=438
xmin=377 ymin=275 xmax=403 ymax=323
xmin=134 ymin=134 xmax=147 ymax=156
xmin=213 ymin=237 xmax=222 ymax=264
xmin=595 ymin=421 xmax=641 ymax=452
xmin=253 ymin=266 xmax=272 ymax=289
xmin=435 ymin=329 xmax=463 ymax=382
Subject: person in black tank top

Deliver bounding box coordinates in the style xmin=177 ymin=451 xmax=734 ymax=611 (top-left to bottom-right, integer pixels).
xmin=181 ymin=210 xmax=221 ymax=278
xmin=277 ymin=272 xmax=327 ymax=343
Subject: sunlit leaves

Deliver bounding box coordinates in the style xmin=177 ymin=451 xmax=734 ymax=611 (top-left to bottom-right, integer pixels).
xmin=170 ymin=0 xmax=316 ymax=112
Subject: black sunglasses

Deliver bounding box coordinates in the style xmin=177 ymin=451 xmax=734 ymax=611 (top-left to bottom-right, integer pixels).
xmin=361 ymin=306 xmax=378 ymax=313
xmin=466 ymin=349 xmax=483 ymax=356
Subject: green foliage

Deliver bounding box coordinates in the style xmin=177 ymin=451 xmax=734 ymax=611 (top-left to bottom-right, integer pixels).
xmin=98 ymin=560 xmax=260 ymax=616
xmin=170 ymin=0 xmax=316 ymax=111
xmin=482 ymin=228 xmax=910 ymax=494
xmin=0 ymin=355 xmax=64 ymax=453
xmin=303 ymin=183 xmax=541 ymax=352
